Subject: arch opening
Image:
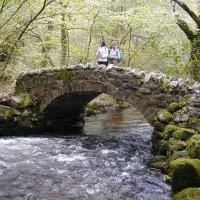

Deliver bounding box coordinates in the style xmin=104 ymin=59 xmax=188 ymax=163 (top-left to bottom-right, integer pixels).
xmin=39 ymin=91 xmax=101 ymax=133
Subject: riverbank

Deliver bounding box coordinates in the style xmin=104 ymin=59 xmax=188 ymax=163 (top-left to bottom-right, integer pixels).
xmin=149 ymin=101 xmax=200 ymax=199
xmin=90 ymin=95 xmax=200 ymax=199
xmin=85 ymin=93 xmax=131 ymax=116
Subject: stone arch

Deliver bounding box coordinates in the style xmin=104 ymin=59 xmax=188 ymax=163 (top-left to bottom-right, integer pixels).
xmin=38 ymin=79 xmax=154 ymax=126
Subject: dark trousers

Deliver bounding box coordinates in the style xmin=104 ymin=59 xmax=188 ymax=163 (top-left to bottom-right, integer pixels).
xmin=98 ymin=61 xmax=108 ymax=66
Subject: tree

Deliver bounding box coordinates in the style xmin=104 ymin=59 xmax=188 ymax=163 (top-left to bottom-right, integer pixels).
xmin=0 ymin=0 xmax=55 ymax=80
xmin=171 ymin=0 xmax=200 ymax=81
xmin=0 ymin=0 xmax=195 ymax=82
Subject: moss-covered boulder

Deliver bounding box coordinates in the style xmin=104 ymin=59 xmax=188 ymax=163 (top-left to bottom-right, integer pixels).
xmin=187 ymin=134 xmax=200 ymax=159
xmin=1 ymin=93 xmax=35 ymax=109
xmin=148 ymin=155 xmax=168 ymax=172
xmin=85 ymin=107 xmax=95 ymax=117
xmin=19 ymin=93 xmax=35 ymax=108
xmin=170 ymin=159 xmax=200 ymax=194
xmin=158 ymin=140 xmax=169 ymax=156
xmin=87 ymin=101 xmax=102 ymax=110
xmin=18 ymin=120 xmax=33 ymax=129
xmin=152 ymin=131 xmax=164 ymax=140
xmin=169 ymin=151 xmax=189 ymax=163
xmin=163 ymin=125 xmax=178 ymax=140
xmin=0 ymin=105 xmax=14 ymax=121
xmin=168 ymin=102 xmax=186 ymax=113
xmin=172 ymin=128 xmax=196 ymax=141
xmin=188 ymin=117 xmax=200 ymax=133
xmin=157 ymin=110 xmax=174 ymax=123
xmin=168 ymin=138 xmax=186 ymax=156
xmin=115 ymin=99 xmax=131 ymax=109
xmin=173 ymin=188 xmax=200 ymax=200
xmin=154 ymin=118 xmax=167 ymax=132
xmin=173 ymin=110 xmax=190 ymax=123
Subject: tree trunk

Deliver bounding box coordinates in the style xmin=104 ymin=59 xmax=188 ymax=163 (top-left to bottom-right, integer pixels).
xmin=85 ymin=12 xmax=98 ymax=64
xmin=60 ymin=12 xmax=68 ymax=66
xmin=190 ymin=35 xmax=200 ymax=81
xmin=127 ymin=28 xmax=132 ymax=67
xmin=171 ymin=0 xmax=200 ymax=81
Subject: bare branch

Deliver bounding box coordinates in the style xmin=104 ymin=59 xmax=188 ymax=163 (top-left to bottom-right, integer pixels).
xmin=16 ymin=0 xmax=55 ymax=48
xmin=0 ymin=0 xmax=8 ymax=13
xmin=0 ymin=0 xmax=28 ymax=29
xmin=0 ymin=0 xmax=55 ymax=80
xmin=85 ymin=11 xmax=99 ymax=63
xmin=172 ymin=0 xmax=200 ymax=28
xmin=171 ymin=1 xmax=195 ymax=41
xmin=176 ymin=18 xmax=195 ymax=41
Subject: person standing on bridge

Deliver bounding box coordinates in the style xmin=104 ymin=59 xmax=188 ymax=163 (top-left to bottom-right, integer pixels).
xmin=108 ymin=40 xmax=120 ymax=66
xmin=96 ymin=40 xmax=109 ymax=66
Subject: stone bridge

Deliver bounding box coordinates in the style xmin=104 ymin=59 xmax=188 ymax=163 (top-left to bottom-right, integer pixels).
xmin=1 ymin=64 xmax=200 ymax=197
xmin=0 ymin=64 xmax=200 ymax=135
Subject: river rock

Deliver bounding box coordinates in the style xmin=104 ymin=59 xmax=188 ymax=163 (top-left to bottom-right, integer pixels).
xmin=169 ymin=158 xmax=200 ymax=195
xmin=172 ymin=188 xmax=200 ymax=200
xmin=172 ymin=128 xmax=196 ymax=141
xmin=187 ymin=134 xmax=200 ymax=159
xmin=157 ymin=110 xmax=174 ymax=123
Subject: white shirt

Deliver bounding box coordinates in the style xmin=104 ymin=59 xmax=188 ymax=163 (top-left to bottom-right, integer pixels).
xmin=109 ymin=48 xmax=120 ymax=60
xmin=96 ymin=46 xmax=108 ymax=62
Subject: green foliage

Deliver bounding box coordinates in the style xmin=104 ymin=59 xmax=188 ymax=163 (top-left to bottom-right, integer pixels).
xmin=0 ymin=0 xmax=199 ymax=80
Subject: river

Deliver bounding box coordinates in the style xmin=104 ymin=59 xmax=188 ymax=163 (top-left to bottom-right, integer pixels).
xmin=0 ymin=107 xmax=171 ymax=200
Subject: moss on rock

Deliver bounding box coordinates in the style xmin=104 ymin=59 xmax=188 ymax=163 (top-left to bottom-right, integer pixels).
xmin=87 ymin=101 xmax=105 ymax=110
xmin=169 ymin=151 xmax=189 ymax=163
xmin=173 ymin=110 xmax=190 ymax=123
xmin=148 ymin=155 xmax=168 ymax=172
xmin=115 ymin=100 xmax=131 ymax=109
xmin=187 ymin=134 xmax=200 ymax=159
xmin=168 ymin=138 xmax=186 ymax=156
xmin=0 ymin=105 xmax=14 ymax=121
xmin=172 ymin=128 xmax=196 ymax=141
xmin=60 ymin=70 xmax=78 ymax=80
xmin=154 ymin=118 xmax=167 ymax=132
xmin=163 ymin=125 xmax=178 ymax=140
xmin=168 ymin=102 xmax=186 ymax=113
xmin=158 ymin=140 xmax=169 ymax=156
xmin=188 ymin=117 xmax=200 ymax=133
xmin=153 ymin=131 xmax=164 ymax=140
xmin=170 ymin=159 xmax=200 ymax=194
xmin=16 ymin=93 xmax=35 ymax=108
xmin=173 ymin=188 xmax=200 ymax=200
xmin=157 ymin=110 xmax=174 ymax=123
xmin=18 ymin=120 xmax=33 ymax=129
xmin=85 ymin=107 xmax=95 ymax=117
